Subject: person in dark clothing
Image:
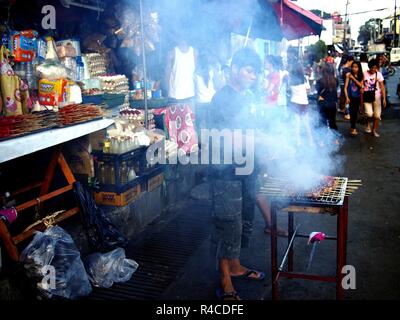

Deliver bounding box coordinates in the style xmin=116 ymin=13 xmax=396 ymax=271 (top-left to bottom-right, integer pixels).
xmin=208 ymin=48 xmax=264 ymax=301
xmin=316 ymin=63 xmax=339 ymax=130
xmin=344 ymin=61 xmax=364 ymax=136
xmin=338 ymin=54 xmax=354 ymax=119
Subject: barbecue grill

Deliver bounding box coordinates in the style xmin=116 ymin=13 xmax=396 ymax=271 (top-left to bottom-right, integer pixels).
xmin=258 ymin=176 xmax=361 ymax=300
xmin=259 ymin=176 xmax=349 ymax=206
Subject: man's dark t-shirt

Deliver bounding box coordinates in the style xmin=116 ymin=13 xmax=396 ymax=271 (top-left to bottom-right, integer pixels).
xmin=206 ymin=85 xmax=258 ymax=178
xmin=208 ymin=85 xmax=259 ymax=131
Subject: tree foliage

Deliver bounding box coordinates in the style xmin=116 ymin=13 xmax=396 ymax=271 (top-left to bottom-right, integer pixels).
xmin=310 ymin=9 xmax=332 ymax=19
xmin=307 ymin=40 xmax=327 ymax=62
xmin=358 ymin=18 xmax=383 ymax=45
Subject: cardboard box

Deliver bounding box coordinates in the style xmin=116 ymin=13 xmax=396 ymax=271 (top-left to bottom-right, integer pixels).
xmin=89 ymin=129 xmax=106 ymax=151
xmin=63 ymin=137 xmax=94 ymax=177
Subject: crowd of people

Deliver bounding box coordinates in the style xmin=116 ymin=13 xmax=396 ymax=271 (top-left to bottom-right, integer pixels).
xmin=165 ymin=40 xmax=390 ymax=300
xmin=312 ymin=51 xmax=387 ymax=137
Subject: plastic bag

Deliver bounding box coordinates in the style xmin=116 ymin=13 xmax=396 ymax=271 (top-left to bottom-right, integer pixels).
xmin=85 ymin=247 xmax=138 ymax=288
xmin=36 ymin=60 xmax=70 ymax=80
xmin=74 ymin=182 xmax=128 ymax=252
xmin=1 ymin=45 xmax=23 ymax=115
xmin=20 ymin=225 xmax=92 ymax=299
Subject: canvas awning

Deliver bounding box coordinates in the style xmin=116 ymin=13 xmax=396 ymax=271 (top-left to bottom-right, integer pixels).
xmin=269 ymin=0 xmax=324 ymax=40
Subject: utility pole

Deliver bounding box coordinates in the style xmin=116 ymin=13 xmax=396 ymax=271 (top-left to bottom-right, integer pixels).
xmin=343 ymin=0 xmax=350 ymax=49
xmin=395 ymin=0 xmax=398 ymax=47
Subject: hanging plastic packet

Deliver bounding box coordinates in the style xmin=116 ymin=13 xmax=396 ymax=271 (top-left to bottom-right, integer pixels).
xmin=36 ymin=37 xmax=70 ymax=80
xmin=8 ymin=30 xmax=38 ymax=62
xmin=36 ymin=37 xmax=47 ymax=62
xmin=38 ymin=78 xmax=67 ymax=106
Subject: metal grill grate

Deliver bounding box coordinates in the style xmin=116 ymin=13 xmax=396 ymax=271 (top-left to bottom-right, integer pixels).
xmin=260 ymin=177 xmax=348 ymax=206
xmin=88 ymin=201 xmax=211 ymax=300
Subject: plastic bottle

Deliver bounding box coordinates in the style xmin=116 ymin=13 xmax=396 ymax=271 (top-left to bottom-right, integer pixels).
xmin=110 ymin=166 xmax=116 ymax=185
xmin=76 ymin=56 xmax=85 ymax=81
xmin=44 ymin=36 xmax=59 ymax=61
xmin=99 ymin=162 xmax=105 ymax=184
xmin=120 ymin=162 xmax=128 ymax=184
xmin=118 ymin=137 xmax=124 ymax=154
xmin=124 ymin=137 xmax=129 ymax=152
xmin=133 ymin=136 xmax=139 ymax=149
xmin=110 ymin=137 xmax=118 ymax=154
xmin=128 ymin=167 xmax=137 ymax=181
xmin=103 ymin=136 xmax=111 ymax=153
xmin=103 ymin=164 xmax=110 ymax=184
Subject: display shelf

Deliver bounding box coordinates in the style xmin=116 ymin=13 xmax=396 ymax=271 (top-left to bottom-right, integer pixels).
xmin=0 ymin=118 xmax=114 ymax=163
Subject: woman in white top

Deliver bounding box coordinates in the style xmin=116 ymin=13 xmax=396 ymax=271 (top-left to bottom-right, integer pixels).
xmin=289 ymin=63 xmax=314 ymax=146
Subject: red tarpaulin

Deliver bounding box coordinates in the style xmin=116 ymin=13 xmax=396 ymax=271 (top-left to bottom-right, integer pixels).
xmin=270 ymin=0 xmax=324 ymax=40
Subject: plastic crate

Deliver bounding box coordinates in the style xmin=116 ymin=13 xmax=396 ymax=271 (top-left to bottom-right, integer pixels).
xmin=82 ymin=94 xmax=103 ymax=105
xmin=93 ymin=183 xmax=141 ymax=206
xmin=92 ymin=147 xmax=147 ymax=193
xmin=129 ymin=96 xmax=170 ymax=109
xmin=82 ymin=93 xmax=126 ymax=108
xmin=102 ymin=93 xmax=126 ymax=108
xmin=142 ymin=164 xmax=165 ymax=192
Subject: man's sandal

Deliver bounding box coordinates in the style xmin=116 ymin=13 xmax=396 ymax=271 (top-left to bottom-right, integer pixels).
xmin=231 ymin=269 xmax=265 ymax=281
xmin=216 ymin=289 xmax=241 ymax=300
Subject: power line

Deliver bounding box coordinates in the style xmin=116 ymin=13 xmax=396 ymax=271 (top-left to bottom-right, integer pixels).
xmin=336 ymin=8 xmax=389 ymax=17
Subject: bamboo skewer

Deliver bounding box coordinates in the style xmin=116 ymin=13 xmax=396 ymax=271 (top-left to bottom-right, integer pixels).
xmin=259 ymin=177 xmax=362 ymax=200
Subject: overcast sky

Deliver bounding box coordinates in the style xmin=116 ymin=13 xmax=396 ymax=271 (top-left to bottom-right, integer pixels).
xmin=295 ymin=0 xmax=396 ymax=39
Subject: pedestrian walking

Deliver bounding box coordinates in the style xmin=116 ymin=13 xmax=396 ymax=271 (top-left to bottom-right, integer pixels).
xmin=288 ymin=62 xmax=314 ymax=147
xmin=363 ymin=58 xmax=387 ymax=137
xmin=344 ymin=61 xmax=364 ymax=136
xmin=316 ymin=63 xmax=339 ymax=130
xmin=338 ymin=54 xmax=354 ymax=120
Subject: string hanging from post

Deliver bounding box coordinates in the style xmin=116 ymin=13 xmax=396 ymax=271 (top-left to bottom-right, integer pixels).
xmin=139 ymin=0 xmax=149 ymax=130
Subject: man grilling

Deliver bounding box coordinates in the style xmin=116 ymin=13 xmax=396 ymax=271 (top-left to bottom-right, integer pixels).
xmin=208 ymin=47 xmax=265 ymax=300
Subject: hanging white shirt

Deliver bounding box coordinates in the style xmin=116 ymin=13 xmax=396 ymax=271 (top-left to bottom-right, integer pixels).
xmin=168 ymin=46 xmax=196 ymax=100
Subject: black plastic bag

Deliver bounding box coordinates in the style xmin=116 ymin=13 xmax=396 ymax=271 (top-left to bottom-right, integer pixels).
xmin=74 ymin=182 xmax=128 ymax=252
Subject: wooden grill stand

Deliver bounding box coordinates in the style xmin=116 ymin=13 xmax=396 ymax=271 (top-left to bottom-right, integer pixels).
xmin=269 ymin=196 xmax=348 ymax=300
xmin=0 ymin=150 xmax=79 ymax=261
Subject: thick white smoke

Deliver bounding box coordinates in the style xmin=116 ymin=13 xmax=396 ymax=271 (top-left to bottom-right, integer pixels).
xmin=252 ymin=105 xmax=344 ymax=191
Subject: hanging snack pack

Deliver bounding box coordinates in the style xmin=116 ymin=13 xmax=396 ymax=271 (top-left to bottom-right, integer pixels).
xmin=36 ymin=37 xmax=47 ymax=62
xmin=9 ymin=30 xmax=38 ymax=62
xmin=56 ymin=39 xmax=79 ymax=58
xmin=38 ymin=79 xmax=67 ymax=106
xmin=1 ymin=45 xmax=23 ymax=115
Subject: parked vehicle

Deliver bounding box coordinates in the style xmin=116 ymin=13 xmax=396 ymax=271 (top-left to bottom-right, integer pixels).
xmin=368 ymin=43 xmax=386 ymax=53
xmin=390 ymin=47 xmax=400 ymax=65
